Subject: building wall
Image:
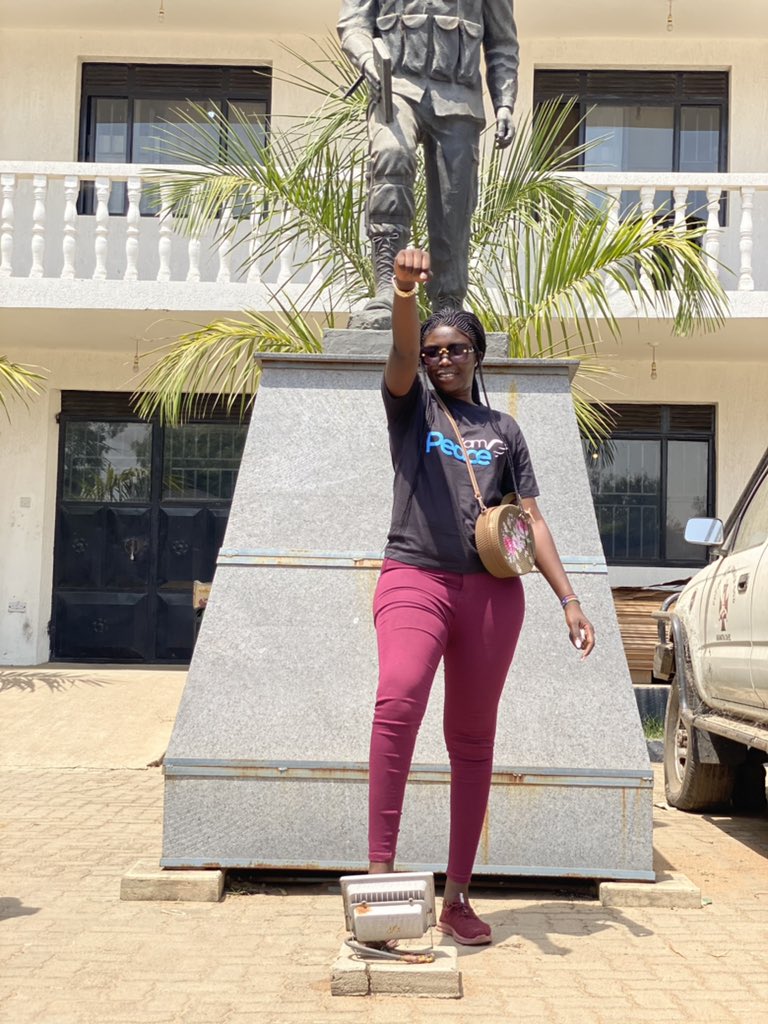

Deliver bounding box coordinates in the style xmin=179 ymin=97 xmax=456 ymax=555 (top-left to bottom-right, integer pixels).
xmin=0 ymin=388 xmax=59 ymax=665
xmin=0 ymin=29 xmax=325 ymax=160
xmin=3 ymin=27 xmax=767 ymax=283
xmin=584 ymin=356 xmax=768 ymax=587
xmin=0 ymin=347 xmax=132 ymax=664
xmin=2 ymin=28 xmax=768 ymax=168
xmin=1 ymin=22 xmax=767 ymax=661
xmin=1 ymin=333 xmax=766 ymax=663
xmin=518 ymin=37 xmax=768 ymax=171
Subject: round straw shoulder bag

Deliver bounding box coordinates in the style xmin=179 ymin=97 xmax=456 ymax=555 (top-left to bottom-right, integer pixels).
xmin=435 ymin=396 xmax=536 ymax=579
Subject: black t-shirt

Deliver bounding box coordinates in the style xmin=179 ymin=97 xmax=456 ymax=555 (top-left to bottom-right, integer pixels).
xmin=382 ymin=375 xmax=540 ymax=573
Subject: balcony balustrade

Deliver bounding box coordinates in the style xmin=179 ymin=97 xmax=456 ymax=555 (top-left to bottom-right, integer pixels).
xmin=1 ymin=162 xmax=768 ymax=311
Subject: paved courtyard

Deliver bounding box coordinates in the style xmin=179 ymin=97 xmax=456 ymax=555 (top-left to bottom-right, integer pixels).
xmin=1 ymin=665 xmax=768 ymax=1024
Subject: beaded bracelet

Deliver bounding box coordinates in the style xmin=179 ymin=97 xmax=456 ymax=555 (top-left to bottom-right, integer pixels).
xmin=391 ymin=275 xmax=417 ymax=298
xmin=561 ymin=595 xmax=580 ymax=608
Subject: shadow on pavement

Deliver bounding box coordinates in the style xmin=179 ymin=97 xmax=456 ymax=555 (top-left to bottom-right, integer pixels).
xmin=652 ymin=842 xmax=676 ymax=874
xmin=226 ymin=870 xmax=655 ymax=960
xmin=447 ymin=896 xmax=654 ymax=958
xmin=703 ymin=809 xmax=768 ymax=862
xmin=0 ymin=897 xmax=40 ymax=920
xmin=0 ymin=670 xmax=112 ymax=693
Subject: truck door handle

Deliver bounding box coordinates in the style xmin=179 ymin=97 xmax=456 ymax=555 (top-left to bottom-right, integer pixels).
xmin=737 ymin=573 xmax=749 ymax=592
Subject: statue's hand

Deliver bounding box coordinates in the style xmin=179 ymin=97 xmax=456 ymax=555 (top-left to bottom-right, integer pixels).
xmin=360 ymin=56 xmax=382 ymax=100
xmin=494 ymin=106 xmax=515 ymax=149
xmin=393 ymin=248 xmax=432 ymax=288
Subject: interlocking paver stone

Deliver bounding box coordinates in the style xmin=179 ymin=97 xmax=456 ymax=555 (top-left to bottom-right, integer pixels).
xmin=2 ymin=665 xmax=768 ymax=1023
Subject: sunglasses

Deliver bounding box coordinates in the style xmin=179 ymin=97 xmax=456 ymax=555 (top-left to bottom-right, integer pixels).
xmin=420 ymin=343 xmax=476 ymax=366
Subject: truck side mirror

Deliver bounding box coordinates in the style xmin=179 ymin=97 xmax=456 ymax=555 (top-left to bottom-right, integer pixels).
xmin=684 ymin=517 xmax=724 ymax=546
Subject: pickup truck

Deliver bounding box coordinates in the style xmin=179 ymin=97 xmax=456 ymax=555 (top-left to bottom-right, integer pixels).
xmin=654 ymin=448 xmax=768 ymax=812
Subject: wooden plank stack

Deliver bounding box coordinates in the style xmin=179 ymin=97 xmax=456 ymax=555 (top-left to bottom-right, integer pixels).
xmin=611 ymin=588 xmax=677 ymax=683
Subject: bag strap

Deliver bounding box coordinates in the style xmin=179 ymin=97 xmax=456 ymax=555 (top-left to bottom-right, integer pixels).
xmin=433 ymin=393 xmax=489 ymax=513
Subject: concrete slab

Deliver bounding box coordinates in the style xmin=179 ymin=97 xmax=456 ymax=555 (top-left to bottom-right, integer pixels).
xmin=120 ymin=858 xmax=224 ymax=902
xmin=329 ymin=947 xmax=369 ymax=997
xmin=330 ymin=942 xmax=461 ymax=998
xmin=599 ymin=871 xmax=701 ymax=909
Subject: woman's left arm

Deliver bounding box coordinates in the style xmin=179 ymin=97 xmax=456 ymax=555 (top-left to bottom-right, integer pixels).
xmin=521 ymin=496 xmax=596 ymax=659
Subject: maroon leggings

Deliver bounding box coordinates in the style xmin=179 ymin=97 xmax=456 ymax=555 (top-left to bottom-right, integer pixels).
xmin=370 ymin=558 xmax=525 ymax=884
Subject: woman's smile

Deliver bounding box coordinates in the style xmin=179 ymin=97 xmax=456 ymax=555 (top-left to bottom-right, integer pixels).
xmin=422 ymin=324 xmax=477 ymax=402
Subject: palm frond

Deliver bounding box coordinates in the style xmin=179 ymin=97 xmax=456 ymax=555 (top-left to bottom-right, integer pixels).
xmin=471 ymin=203 xmax=727 ymax=357
xmin=135 ymin=38 xmax=731 ymax=447
xmin=0 ymin=357 xmax=47 ymax=417
xmin=132 ymin=302 xmax=325 ymax=425
xmin=272 ymin=37 xmax=369 ymax=126
xmin=472 ymin=97 xmax=617 ymax=256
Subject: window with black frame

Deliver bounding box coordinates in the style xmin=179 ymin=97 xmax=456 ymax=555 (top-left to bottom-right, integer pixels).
xmin=534 ymin=70 xmax=728 ymax=222
xmin=54 ymin=391 xmax=250 ymax=662
xmin=78 ymin=63 xmax=271 ymax=215
xmin=584 ymin=405 xmax=716 ymax=567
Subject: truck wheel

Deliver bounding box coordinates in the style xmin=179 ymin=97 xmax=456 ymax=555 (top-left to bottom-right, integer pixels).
xmin=663 ymin=677 xmax=735 ymax=810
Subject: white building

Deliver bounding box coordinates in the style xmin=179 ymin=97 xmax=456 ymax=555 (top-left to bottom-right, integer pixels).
xmin=1 ymin=0 xmax=767 ymax=666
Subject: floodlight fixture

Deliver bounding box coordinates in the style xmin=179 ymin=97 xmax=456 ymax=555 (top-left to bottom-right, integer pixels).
xmin=340 ymin=871 xmax=437 ymax=962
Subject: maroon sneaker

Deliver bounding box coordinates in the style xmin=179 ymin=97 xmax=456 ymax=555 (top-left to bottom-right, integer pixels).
xmin=437 ymin=894 xmax=492 ymax=945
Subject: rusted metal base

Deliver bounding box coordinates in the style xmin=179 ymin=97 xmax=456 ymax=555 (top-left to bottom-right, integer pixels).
xmin=162 ymin=759 xmax=654 ymax=880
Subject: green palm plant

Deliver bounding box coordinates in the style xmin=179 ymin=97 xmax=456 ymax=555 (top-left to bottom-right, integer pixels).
xmin=134 ymin=38 xmax=728 ymax=444
xmin=0 ymin=356 xmax=46 ymax=418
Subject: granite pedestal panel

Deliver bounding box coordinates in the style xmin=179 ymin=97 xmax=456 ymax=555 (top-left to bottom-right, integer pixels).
xmin=161 ymin=334 xmax=654 ymax=880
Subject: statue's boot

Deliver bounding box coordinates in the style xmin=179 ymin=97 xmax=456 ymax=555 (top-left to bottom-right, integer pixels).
xmin=430 ymin=294 xmax=463 ymax=313
xmin=348 ymin=230 xmax=407 ymax=331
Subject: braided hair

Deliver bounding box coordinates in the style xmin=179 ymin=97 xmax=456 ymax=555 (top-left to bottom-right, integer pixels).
xmin=420 ymin=309 xmax=486 ymax=403
xmin=420 ymin=309 xmax=517 ymax=491
xmin=420 ymin=309 xmax=486 ymax=359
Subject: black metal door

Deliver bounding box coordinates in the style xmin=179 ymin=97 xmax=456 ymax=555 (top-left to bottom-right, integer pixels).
xmin=52 ymin=393 xmax=248 ymax=662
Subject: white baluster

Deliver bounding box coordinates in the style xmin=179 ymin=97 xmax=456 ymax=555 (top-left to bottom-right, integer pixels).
xmin=606 ymin=186 xmax=621 ymax=232
xmin=704 ymin=186 xmax=722 ymax=275
xmin=186 ymin=236 xmax=201 ymax=282
xmin=216 ymin=200 xmax=234 ymax=284
xmin=605 ymin=186 xmax=621 ymax=295
xmin=738 ymin=187 xmax=755 ymax=292
xmin=639 ymin=185 xmax=656 ymax=296
xmin=157 ymin=187 xmax=172 ymax=282
xmin=61 ymin=175 xmax=79 ymax=280
xmin=309 ymin=248 xmax=323 ymax=290
xmin=30 ymin=174 xmax=48 ymax=278
xmin=672 ymin=186 xmax=688 ymax=235
xmin=92 ymin=176 xmax=110 ymax=280
xmin=246 ymin=191 xmax=263 ymax=285
xmin=0 ymin=173 xmax=15 ymax=279
xmin=666 ymin=185 xmax=690 ymax=303
xmin=277 ymin=204 xmax=292 ymax=287
xmin=186 ymin=192 xmax=202 ymax=284
xmin=639 ymin=185 xmax=656 ymax=222
xmin=124 ymin=176 xmax=142 ymax=282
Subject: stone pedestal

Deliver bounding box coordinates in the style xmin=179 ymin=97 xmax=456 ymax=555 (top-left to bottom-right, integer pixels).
xmin=161 ymin=332 xmax=653 ymax=881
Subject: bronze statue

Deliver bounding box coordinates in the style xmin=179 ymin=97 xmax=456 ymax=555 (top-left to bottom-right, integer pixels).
xmin=338 ymin=0 xmax=519 ymax=328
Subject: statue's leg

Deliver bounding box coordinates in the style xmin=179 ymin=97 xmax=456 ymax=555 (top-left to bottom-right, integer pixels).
xmin=348 ymin=95 xmax=420 ymax=331
xmin=422 ymin=116 xmax=481 ymax=312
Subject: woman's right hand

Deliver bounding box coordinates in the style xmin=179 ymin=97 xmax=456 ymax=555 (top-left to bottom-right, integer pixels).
xmin=393 ymin=248 xmax=432 ymax=291
xmin=385 ymin=249 xmax=430 ymax=398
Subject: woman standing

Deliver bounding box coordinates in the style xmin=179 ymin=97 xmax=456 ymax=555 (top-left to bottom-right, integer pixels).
xmin=369 ymin=247 xmax=596 ymax=945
